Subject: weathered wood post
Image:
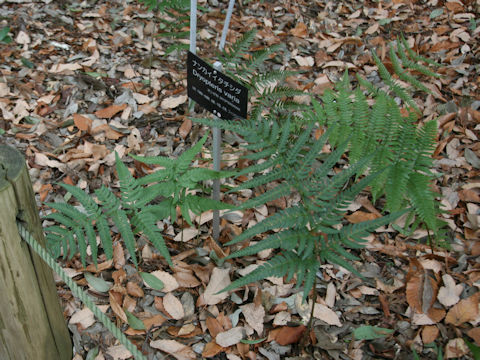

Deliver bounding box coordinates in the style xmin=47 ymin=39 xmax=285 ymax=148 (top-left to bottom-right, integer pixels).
xmin=0 ymin=144 xmax=72 ymax=360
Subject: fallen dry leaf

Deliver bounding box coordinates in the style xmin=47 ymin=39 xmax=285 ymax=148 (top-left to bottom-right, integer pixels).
xmin=268 ymin=325 xmax=306 ymax=346
xmin=206 ymin=316 xmax=224 ymax=338
xmin=126 ymin=282 xmax=144 ymax=298
xmin=69 ymin=307 xmax=95 ymax=329
xmin=406 ymin=268 xmax=439 ymax=314
xmin=146 ymin=271 xmax=179 ymax=292
xmin=215 ymin=327 xmax=245 ymax=348
xmin=163 ymin=293 xmax=185 ymax=320
xmin=73 ymin=113 xmax=92 ymax=131
xmin=178 ymin=118 xmax=192 ymax=139
xmin=105 ymin=345 xmax=132 ymax=360
xmin=109 ymin=291 xmax=127 ymax=323
xmin=445 ymin=292 xmax=479 ymax=326
xmin=202 ymin=342 xmax=225 ymax=358
xmin=173 ymin=271 xmax=201 ymax=288
xmin=313 ymin=303 xmax=342 ymax=327
xmin=113 ymin=242 xmax=125 ymax=269
xmin=143 ymin=314 xmax=167 ymax=330
xmin=95 ymin=103 xmax=127 ymax=119
xmin=201 ymin=267 xmax=231 ymax=305
xmin=437 ymin=274 xmax=463 ymax=307
xmin=422 ymin=325 xmax=440 ymax=344
xmin=49 ymin=63 xmax=83 ymax=74
xmin=467 ymin=327 xmax=480 ymax=346
xmin=444 ymin=338 xmax=469 ymax=359
xmin=150 ymin=339 xmax=195 ymax=360
xmin=240 ymin=303 xmax=265 ymax=335
xmin=290 ymin=22 xmax=308 ymax=38
xmin=161 ymin=95 xmax=188 ymax=109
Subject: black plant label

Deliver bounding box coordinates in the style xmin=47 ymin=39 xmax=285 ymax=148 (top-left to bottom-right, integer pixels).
xmin=187 ymin=51 xmax=248 ymax=120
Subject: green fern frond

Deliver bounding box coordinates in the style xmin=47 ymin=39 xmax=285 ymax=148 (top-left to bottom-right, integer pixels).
xmin=177 ymin=132 xmax=209 ymax=173
xmin=232 ymin=169 xmax=284 ymax=194
xmin=396 ymin=38 xmax=441 ymax=78
xmin=132 ymin=210 xmax=172 ymax=266
xmin=221 ymin=29 xmax=257 ymax=66
xmin=112 ymin=209 xmax=138 ymax=267
xmin=340 ymin=209 xmax=409 ymax=242
xmin=321 ymin=250 xmax=360 ymax=276
xmin=225 ymin=229 xmax=308 ymax=260
xmin=372 ymin=51 xmax=419 ymax=111
xmin=249 ymin=70 xmax=297 ymax=92
xmin=407 ymin=173 xmax=439 ymax=232
xmin=236 ymin=183 xmax=291 ymax=210
xmin=221 ymin=252 xmax=318 ymax=299
xmin=129 ymin=153 xmax=175 ymax=167
xmin=285 ymin=121 xmax=315 ymax=164
xmin=235 ymin=44 xmax=285 ymax=78
xmin=399 ymin=34 xmax=442 ymax=67
xmin=226 ymin=206 xmax=309 ymax=246
xmin=390 ymin=46 xmax=432 ymax=94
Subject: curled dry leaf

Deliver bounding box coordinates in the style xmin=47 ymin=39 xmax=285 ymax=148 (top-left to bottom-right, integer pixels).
xmin=178 ymin=118 xmax=192 ymax=139
xmin=113 ymin=242 xmax=125 ymax=269
xmin=109 ymin=291 xmax=127 ymax=323
xmin=406 ymin=269 xmax=439 ymax=314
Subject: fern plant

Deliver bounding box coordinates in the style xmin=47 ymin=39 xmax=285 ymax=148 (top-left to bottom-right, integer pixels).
xmin=195 ymin=115 xmax=406 ymax=301
xmin=44 ymin=133 xmax=231 ymax=267
xmin=190 ymin=32 xmax=444 ymax=299
xmin=301 ymin=39 xmax=445 ymax=239
xmin=215 ymin=30 xmax=445 ymax=238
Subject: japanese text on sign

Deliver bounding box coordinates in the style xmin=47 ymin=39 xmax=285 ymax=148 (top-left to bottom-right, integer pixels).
xmin=187 ymin=52 xmax=248 ymax=120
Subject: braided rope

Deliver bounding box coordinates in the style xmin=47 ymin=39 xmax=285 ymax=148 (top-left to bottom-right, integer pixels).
xmin=17 ymin=222 xmax=147 ymax=360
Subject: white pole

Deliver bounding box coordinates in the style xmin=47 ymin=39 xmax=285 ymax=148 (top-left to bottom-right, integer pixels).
xmin=189 ymin=0 xmax=197 ymax=54
xmin=219 ymin=0 xmax=236 ymax=52
xmin=212 ymin=0 xmax=236 ymax=242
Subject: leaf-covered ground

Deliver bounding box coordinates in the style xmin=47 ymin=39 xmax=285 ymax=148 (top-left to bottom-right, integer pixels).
xmin=1 ymin=0 xmax=479 ymax=359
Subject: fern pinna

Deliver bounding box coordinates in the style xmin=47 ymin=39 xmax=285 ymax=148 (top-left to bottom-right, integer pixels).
xmin=45 ymin=133 xmax=231 ymax=268
xmin=194 ymin=115 xmax=406 ymax=301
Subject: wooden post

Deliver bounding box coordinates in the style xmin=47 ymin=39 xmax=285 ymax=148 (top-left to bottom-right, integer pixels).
xmin=0 ymin=144 xmax=72 ymax=360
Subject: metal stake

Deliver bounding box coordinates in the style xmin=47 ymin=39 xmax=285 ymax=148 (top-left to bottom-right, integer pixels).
xmin=190 ymin=0 xmax=236 ymax=242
